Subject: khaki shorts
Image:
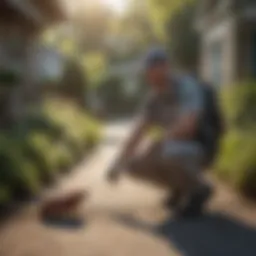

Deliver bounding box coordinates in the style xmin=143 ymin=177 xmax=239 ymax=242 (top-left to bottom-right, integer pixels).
xmin=126 ymin=140 xmax=204 ymax=188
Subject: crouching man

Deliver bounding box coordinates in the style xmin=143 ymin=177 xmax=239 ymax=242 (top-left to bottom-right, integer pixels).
xmin=108 ymin=49 xmax=213 ymax=218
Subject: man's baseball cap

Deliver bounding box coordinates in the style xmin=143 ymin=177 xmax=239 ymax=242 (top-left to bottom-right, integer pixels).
xmin=144 ymin=48 xmax=169 ymax=69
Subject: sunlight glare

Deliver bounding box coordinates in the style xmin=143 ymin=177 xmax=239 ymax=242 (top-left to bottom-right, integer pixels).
xmin=103 ymin=0 xmax=128 ymax=13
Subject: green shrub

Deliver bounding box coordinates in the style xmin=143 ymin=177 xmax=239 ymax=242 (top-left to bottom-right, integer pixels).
xmin=23 ymin=133 xmax=58 ymax=182
xmin=0 ymin=185 xmax=11 ymax=206
xmin=215 ymin=130 xmax=256 ymax=197
xmin=55 ymin=143 xmax=74 ymax=172
xmin=216 ymin=81 xmax=256 ymax=198
xmin=0 ymin=99 xmax=102 ymax=205
xmin=43 ymin=99 xmax=102 ymax=153
xmin=221 ymin=81 xmax=256 ymax=129
xmin=0 ymin=135 xmax=41 ymax=197
xmin=0 ymin=68 xmax=21 ymax=86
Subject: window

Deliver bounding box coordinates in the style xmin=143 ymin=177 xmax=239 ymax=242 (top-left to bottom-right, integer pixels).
xmin=210 ymin=41 xmax=223 ymax=87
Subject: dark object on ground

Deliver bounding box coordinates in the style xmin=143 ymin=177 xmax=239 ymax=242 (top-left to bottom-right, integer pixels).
xmin=107 ymin=168 xmax=121 ymax=184
xmin=42 ymin=216 xmax=85 ymax=229
xmin=40 ymin=190 xmax=88 ymax=221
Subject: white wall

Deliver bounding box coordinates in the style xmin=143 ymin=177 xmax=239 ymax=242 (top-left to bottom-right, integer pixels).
xmin=200 ymin=16 xmax=237 ymax=86
xmin=31 ymin=45 xmax=64 ymax=84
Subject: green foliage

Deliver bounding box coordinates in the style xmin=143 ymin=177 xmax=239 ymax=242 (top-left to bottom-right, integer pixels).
xmin=24 ymin=133 xmax=59 ymax=181
xmin=59 ymin=57 xmax=87 ymax=107
xmin=96 ymin=74 xmax=145 ymax=117
xmin=215 ymin=130 xmax=256 ymax=197
xmin=97 ymin=74 xmax=124 ymax=105
xmin=166 ymin=0 xmax=199 ymax=70
xmin=0 ymin=135 xmax=41 ymax=198
xmin=221 ymin=81 xmax=256 ymax=129
xmin=43 ymin=99 xmax=102 ymax=154
xmin=0 ymin=99 xmax=102 ymax=205
xmin=0 ymin=185 xmax=11 ymax=206
xmin=0 ymin=69 xmax=21 ymax=86
xmin=216 ymin=82 xmax=256 ymax=198
xmin=148 ymin=0 xmax=194 ymax=41
xmin=82 ymin=52 xmax=107 ymax=87
xmin=111 ymin=1 xmax=157 ymax=54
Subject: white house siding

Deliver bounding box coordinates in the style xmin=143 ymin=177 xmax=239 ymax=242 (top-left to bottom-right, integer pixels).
xmin=31 ymin=45 xmax=64 ymax=84
xmin=200 ymin=16 xmax=237 ymax=87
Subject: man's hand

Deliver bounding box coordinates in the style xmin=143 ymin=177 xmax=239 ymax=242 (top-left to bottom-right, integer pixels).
xmin=107 ymin=119 xmax=148 ymax=183
xmin=107 ymin=169 xmax=120 ymax=183
xmin=107 ymin=162 xmax=124 ymax=184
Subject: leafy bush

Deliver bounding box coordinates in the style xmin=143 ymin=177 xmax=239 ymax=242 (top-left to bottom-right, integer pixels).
xmin=54 ymin=143 xmax=74 ymax=172
xmin=0 ymin=135 xmax=41 ymax=198
xmin=96 ymin=74 xmax=146 ymax=117
xmin=0 ymin=69 xmax=21 ymax=86
xmin=43 ymin=99 xmax=101 ymax=155
xmin=97 ymin=74 xmax=124 ymax=110
xmin=215 ymin=131 xmax=256 ymax=190
xmin=215 ymin=81 xmax=256 ymax=198
xmin=59 ymin=58 xmax=87 ymax=108
xmin=221 ymin=81 xmax=256 ymax=129
xmin=14 ymin=112 xmax=63 ymax=139
xmin=166 ymin=0 xmax=199 ymax=71
xmin=0 ymin=99 xmax=102 ymax=205
xmin=0 ymin=185 xmax=11 ymax=206
xmin=23 ymin=133 xmax=59 ymax=182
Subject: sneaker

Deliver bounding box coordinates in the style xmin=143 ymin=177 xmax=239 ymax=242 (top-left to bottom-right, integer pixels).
xmin=174 ymin=186 xmax=213 ymax=218
xmin=164 ymin=191 xmax=182 ymax=209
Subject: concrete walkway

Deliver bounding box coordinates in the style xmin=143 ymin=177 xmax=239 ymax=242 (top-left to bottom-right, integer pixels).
xmin=0 ymin=121 xmax=256 ymax=256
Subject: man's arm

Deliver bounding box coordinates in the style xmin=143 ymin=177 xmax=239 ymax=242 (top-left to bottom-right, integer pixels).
xmin=119 ymin=119 xmax=149 ymax=163
xmin=108 ymin=118 xmax=149 ymax=179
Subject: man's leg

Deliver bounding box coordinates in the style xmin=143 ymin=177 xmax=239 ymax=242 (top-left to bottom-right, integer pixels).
xmin=126 ymin=141 xmax=212 ymax=216
xmin=126 ymin=142 xmax=187 ymax=209
xmin=162 ymin=141 xmax=213 ymax=216
xmin=126 ymin=142 xmax=167 ymax=186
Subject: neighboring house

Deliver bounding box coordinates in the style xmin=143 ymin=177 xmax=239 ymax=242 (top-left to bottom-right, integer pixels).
xmin=32 ymin=45 xmax=64 ymax=84
xmin=0 ymin=0 xmax=67 ymax=125
xmin=195 ymin=0 xmax=256 ymax=87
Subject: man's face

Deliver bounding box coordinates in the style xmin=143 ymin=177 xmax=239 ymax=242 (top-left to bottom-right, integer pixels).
xmin=146 ymin=61 xmax=169 ymax=91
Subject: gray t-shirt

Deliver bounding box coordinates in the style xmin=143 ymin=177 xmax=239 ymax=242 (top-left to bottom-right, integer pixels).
xmin=143 ymin=75 xmax=203 ymax=129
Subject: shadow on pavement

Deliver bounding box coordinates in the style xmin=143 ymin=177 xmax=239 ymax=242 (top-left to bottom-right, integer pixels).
xmin=42 ymin=217 xmax=85 ymax=230
xmin=112 ymin=212 xmax=256 ymax=256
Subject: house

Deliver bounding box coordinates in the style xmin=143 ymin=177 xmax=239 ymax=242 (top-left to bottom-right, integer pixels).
xmin=0 ymin=0 xmax=68 ymax=125
xmin=195 ymin=0 xmax=256 ymax=87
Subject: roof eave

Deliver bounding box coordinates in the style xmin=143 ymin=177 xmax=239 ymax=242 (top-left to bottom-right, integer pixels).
xmin=8 ymin=0 xmax=68 ymax=26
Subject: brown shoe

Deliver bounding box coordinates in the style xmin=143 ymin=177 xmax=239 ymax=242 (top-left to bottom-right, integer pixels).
xmin=164 ymin=190 xmax=182 ymax=209
xmin=174 ymin=186 xmax=213 ymax=219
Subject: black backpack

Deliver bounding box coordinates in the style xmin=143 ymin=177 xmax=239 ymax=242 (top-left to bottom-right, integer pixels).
xmin=196 ymin=82 xmax=224 ymax=165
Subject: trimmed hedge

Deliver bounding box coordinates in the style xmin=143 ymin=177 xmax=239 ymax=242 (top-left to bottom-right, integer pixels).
xmin=0 ymin=99 xmax=102 ymax=206
xmin=215 ymin=81 xmax=256 ymax=198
